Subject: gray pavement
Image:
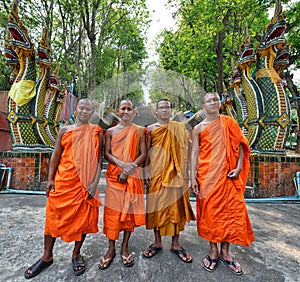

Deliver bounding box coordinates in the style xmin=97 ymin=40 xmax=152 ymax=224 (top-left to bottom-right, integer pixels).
xmin=0 ymin=194 xmax=299 ymax=282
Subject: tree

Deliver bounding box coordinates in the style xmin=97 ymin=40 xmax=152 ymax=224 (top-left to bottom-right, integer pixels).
xmin=160 ymin=0 xmax=271 ymax=95
xmin=0 ymin=0 xmax=149 ymax=105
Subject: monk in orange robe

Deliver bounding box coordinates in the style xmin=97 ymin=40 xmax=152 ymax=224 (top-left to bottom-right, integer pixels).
xmin=191 ymin=92 xmax=254 ymax=275
xmin=98 ymin=99 xmax=146 ymax=270
xmin=24 ymin=98 xmax=103 ymax=279
xmin=143 ymin=99 xmax=195 ymax=263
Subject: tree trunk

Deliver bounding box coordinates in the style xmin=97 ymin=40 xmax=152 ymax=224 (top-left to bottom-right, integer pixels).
xmin=285 ymin=71 xmax=300 ymax=153
xmin=214 ymin=9 xmax=231 ymax=94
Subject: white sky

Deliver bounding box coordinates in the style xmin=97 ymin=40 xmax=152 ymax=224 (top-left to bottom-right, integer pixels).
xmin=145 ymin=0 xmax=176 ymax=63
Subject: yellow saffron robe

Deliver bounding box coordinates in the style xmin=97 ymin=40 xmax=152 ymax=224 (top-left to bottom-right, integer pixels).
xmin=45 ymin=124 xmax=102 ymax=242
xmin=196 ymin=115 xmax=254 ymax=246
xmin=146 ymin=121 xmax=195 ymax=236
xmin=103 ymin=124 xmax=146 ymax=240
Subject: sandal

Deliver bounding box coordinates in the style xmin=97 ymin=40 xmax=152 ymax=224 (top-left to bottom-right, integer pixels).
xmin=72 ymin=255 xmax=85 ymax=276
xmin=98 ymin=254 xmax=116 ymax=270
xmin=171 ymin=248 xmax=192 ymax=263
xmin=143 ymin=244 xmax=162 ymax=258
xmin=121 ymin=253 xmax=134 ymax=267
xmin=24 ymin=258 xmax=53 ymax=279
xmin=202 ymin=255 xmax=218 ymax=272
xmin=219 ymin=256 xmax=243 ymax=275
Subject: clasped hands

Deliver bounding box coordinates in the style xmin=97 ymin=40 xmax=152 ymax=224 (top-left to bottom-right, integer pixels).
xmin=118 ymin=162 xmax=137 ymax=183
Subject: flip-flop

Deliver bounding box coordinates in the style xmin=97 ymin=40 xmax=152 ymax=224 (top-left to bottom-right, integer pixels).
xmin=202 ymin=255 xmax=218 ymax=272
xmin=121 ymin=253 xmax=134 ymax=267
xmin=143 ymin=244 xmax=162 ymax=258
xmin=72 ymin=255 xmax=85 ymax=276
xmin=219 ymin=257 xmax=243 ymax=275
xmin=98 ymin=254 xmax=116 ymax=270
xmin=170 ymin=248 xmax=193 ymax=263
xmin=24 ymin=258 xmax=53 ymax=279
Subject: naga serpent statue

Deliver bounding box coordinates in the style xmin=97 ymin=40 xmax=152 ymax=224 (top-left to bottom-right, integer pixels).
xmin=3 ymin=31 xmax=19 ymax=85
xmin=254 ymin=0 xmax=290 ymax=153
xmin=224 ymin=0 xmax=291 ymax=154
xmin=5 ymin=0 xmax=63 ymax=150
xmin=6 ymin=0 xmax=41 ymax=150
xmin=237 ymin=24 xmax=265 ymax=148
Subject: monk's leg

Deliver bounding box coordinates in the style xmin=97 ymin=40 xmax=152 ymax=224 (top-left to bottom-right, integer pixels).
xmin=102 ymin=239 xmax=116 ymax=260
xmin=121 ymin=230 xmax=133 ymax=264
xmin=220 ymin=242 xmax=242 ymax=273
xmin=72 ymin=234 xmax=86 ymax=259
xmin=25 ymin=235 xmax=56 ymax=276
xmin=71 ymin=234 xmax=86 ymax=274
xmin=203 ymin=242 xmax=218 ymax=270
xmin=171 ymin=234 xmax=192 ymax=262
xmin=98 ymin=239 xmax=116 ymax=269
xmin=42 ymin=234 xmax=56 ymax=261
xmin=143 ymin=229 xmax=162 ymax=257
xmin=153 ymin=229 xmax=162 ymax=247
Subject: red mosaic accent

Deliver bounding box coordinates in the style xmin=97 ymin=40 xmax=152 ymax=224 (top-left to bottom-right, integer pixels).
xmin=247 ymin=154 xmax=300 ymax=198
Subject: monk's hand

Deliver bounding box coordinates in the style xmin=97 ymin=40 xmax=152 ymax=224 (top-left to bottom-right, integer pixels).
xmin=122 ymin=162 xmax=137 ymax=175
xmin=46 ymin=180 xmax=55 ymax=197
xmin=86 ymin=183 xmax=97 ymax=199
xmin=227 ymin=168 xmax=241 ymax=179
xmin=118 ymin=171 xmax=128 ymax=183
xmin=143 ymin=169 xmax=151 ymax=187
xmin=190 ymin=179 xmax=199 ymax=195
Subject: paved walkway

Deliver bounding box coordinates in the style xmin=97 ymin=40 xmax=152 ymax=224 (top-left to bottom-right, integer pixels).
xmin=0 ymin=194 xmax=299 ymax=282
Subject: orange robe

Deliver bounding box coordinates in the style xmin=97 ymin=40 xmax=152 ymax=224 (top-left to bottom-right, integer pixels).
xmin=103 ymin=124 xmax=146 ymax=240
xmin=45 ymin=124 xmax=102 ymax=242
xmin=146 ymin=121 xmax=195 ymax=236
xmin=196 ymin=115 xmax=254 ymax=246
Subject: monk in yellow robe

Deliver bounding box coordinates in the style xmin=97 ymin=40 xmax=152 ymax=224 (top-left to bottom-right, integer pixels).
xmin=25 ymin=98 xmax=103 ymax=279
xmin=98 ymin=99 xmax=146 ymax=270
xmin=143 ymin=99 xmax=195 ymax=263
xmin=191 ymin=92 xmax=254 ymax=275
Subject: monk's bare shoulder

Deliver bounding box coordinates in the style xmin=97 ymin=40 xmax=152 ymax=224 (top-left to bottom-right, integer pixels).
xmin=193 ymin=121 xmax=207 ymax=135
xmin=105 ymin=126 xmax=115 ymax=138
xmin=57 ymin=124 xmax=72 ymax=136
xmin=146 ymin=123 xmax=159 ymax=134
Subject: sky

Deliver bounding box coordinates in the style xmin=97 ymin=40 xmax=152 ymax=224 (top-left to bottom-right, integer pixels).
xmin=145 ymin=0 xmax=176 ymax=63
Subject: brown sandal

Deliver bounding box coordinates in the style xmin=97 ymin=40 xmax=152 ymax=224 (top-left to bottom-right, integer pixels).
xmin=98 ymin=254 xmax=116 ymax=270
xmin=121 ymin=253 xmax=134 ymax=267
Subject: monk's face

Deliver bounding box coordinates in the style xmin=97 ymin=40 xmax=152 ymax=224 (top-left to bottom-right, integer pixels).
xmin=76 ymin=99 xmax=94 ymax=123
xmin=203 ymin=93 xmax=221 ymax=114
xmin=155 ymin=100 xmax=172 ymax=121
xmin=117 ymin=100 xmax=135 ymax=121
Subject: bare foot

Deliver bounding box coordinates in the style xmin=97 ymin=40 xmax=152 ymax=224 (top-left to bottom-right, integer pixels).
xmin=219 ymin=256 xmax=243 ymax=275
xmin=143 ymin=243 xmax=162 ymax=258
xmin=170 ymin=247 xmax=193 ymax=263
xmin=203 ymin=255 xmax=218 ymax=272
xmin=98 ymin=249 xmax=116 ymax=270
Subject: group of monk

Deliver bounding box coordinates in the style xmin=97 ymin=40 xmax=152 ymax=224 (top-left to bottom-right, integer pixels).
xmin=24 ymin=92 xmax=254 ymax=279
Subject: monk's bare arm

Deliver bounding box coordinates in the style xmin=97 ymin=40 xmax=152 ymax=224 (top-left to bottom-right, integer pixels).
xmin=104 ymin=128 xmax=119 ymax=166
xmin=190 ymin=124 xmax=201 ymax=194
xmin=227 ymin=144 xmax=243 ymax=179
xmin=86 ymin=132 xmax=103 ymax=199
xmin=144 ymin=125 xmax=154 ymax=186
xmin=46 ymin=126 xmax=67 ymax=197
xmin=133 ymin=132 xmax=147 ymax=166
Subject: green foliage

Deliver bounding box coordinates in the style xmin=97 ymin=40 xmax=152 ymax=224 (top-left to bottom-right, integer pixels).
xmin=157 ymin=0 xmax=299 ymax=112
xmin=285 ymin=1 xmax=300 ymax=68
xmin=0 ymin=0 xmax=149 ymax=106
